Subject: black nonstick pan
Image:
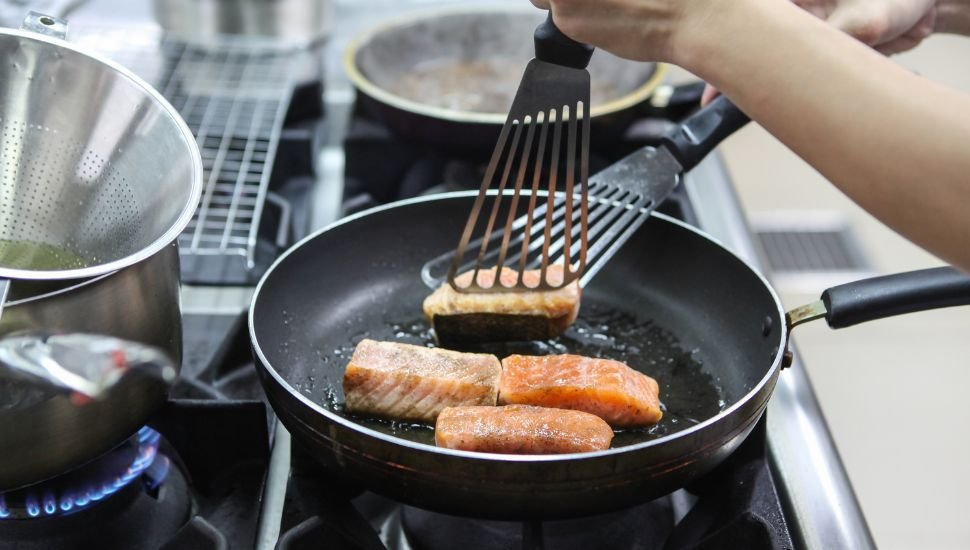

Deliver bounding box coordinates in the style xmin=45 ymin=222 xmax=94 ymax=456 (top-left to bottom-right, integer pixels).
xmin=250 ymin=192 xmax=970 ymax=519
xmin=344 ymin=7 xmax=703 ymax=154
xmin=250 ymin=97 xmax=970 ymax=518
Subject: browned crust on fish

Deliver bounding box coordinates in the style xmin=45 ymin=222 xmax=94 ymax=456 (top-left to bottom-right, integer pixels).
xmin=435 ymin=404 xmax=614 ymax=454
xmin=423 ymin=266 xmax=581 ymax=344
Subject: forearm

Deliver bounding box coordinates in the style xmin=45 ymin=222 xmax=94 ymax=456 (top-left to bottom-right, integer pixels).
xmin=675 ymin=0 xmax=970 ymax=270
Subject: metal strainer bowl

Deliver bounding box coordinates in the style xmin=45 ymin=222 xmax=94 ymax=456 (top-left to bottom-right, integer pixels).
xmin=0 ymin=14 xmax=202 ymax=281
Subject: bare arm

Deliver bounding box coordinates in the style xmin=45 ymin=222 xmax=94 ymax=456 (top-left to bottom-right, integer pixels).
xmin=535 ymin=0 xmax=970 ymax=271
xmin=681 ymin=0 xmax=970 ymax=271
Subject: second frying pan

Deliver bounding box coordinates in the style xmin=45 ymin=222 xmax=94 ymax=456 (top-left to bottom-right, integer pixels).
xmin=344 ymin=7 xmax=701 ymax=154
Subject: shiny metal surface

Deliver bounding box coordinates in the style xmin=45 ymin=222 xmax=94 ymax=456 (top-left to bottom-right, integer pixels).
xmin=0 ymin=20 xmax=197 ymax=490
xmin=684 ymin=155 xmax=876 ymax=550
xmin=68 ymin=24 xmax=313 ymax=270
xmin=787 ymin=299 xmax=828 ymax=329
xmin=345 ymin=7 xmax=664 ymax=124
xmin=0 ymin=22 xmax=202 ymax=281
xmin=423 ymin=147 xmax=681 ymax=290
xmin=0 ymin=332 xmax=176 ymax=399
xmin=0 ymin=244 xmax=183 ymax=491
xmin=152 ymin=0 xmax=332 ymax=45
xmin=448 ymin=51 xmax=592 ymax=293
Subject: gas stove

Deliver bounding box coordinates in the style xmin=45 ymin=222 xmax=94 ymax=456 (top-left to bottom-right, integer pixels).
xmin=0 ymin=1 xmax=874 ymax=549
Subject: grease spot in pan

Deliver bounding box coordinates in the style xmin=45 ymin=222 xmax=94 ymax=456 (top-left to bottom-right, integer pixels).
xmin=327 ymin=302 xmax=724 ymax=449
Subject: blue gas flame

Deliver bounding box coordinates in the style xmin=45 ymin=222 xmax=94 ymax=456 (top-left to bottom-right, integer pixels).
xmin=0 ymin=426 xmax=165 ymax=519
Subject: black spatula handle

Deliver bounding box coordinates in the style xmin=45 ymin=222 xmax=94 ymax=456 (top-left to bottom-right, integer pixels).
xmin=822 ymin=267 xmax=970 ymax=328
xmin=534 ymin=13 xmax=594 ymax=69
xmin=659 ymin=94 xmax=751 ymax=171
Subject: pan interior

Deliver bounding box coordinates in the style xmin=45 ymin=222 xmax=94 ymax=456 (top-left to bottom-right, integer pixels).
xmin=353 ymin=10 xmax=658 ymax=115
xmin=253 ymin=195 xmax=783 ymax=452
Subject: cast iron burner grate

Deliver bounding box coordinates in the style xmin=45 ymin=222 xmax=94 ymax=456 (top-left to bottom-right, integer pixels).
xmin=275 ymin=417 xmax=793 ymax=550
xmin=69 ymin=25 xmax=321 ymax=284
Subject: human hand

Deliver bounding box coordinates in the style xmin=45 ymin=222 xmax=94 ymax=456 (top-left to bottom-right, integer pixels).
xmin=528 ymin=0 xmax=708 ymax=64
xmin=701 ymin=0 xmax=939 ymax=105
xmin=794 ymin=0 xmax=937 ymax=54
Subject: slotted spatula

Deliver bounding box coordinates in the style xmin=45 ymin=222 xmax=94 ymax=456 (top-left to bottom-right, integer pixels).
xmin=422 ymin=95 xmax=751 ymax=291
xmin=445 ymin=13 xmax=594 ymax=293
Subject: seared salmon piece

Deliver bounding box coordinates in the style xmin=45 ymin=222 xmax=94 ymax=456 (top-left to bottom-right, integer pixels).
xmin=343 ymin=339 xmax=501 ymax=423
xmin=499 ymin=354 xmax=662 ymax=427
xmin=423 ymin=265 xmax=581 ymax=345
xmin=435 ymin=405 xmax=613 ymax=454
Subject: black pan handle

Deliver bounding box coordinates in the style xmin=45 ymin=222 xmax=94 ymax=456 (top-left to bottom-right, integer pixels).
xmin=534 ymin=13 xmax=594 ymax=70
xmin=658 ymin=94 xmax=751 ymax=171
xmin=821 ymin=267 xmax=970 ymax=328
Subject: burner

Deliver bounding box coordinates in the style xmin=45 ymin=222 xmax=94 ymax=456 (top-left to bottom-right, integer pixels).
xmin=0 ymin=427 xmax=165 ymax=520
xmin=396 ymin=500 xmax=675 ymax=550
xmin=0 ymin=427 xmax=193 ymax=550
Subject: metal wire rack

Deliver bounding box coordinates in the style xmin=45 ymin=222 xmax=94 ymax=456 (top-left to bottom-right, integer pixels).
xmin=71 ymin=26 xmax=306 ymax=270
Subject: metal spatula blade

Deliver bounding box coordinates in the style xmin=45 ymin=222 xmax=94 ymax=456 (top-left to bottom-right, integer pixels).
xmin=424 ymin=96 xmax=753 ymax=291
xmin=423 ymin=147 xmax=680 ymax=291
xmin=446 ymin=14 xmax=594 ymax=294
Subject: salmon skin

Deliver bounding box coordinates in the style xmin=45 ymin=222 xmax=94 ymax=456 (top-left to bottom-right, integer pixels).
xmin=435 ymin=405 xmax=614 ymax=454
xmin=499 ymin=354 xmax=662 ymax=427
xmin=423 ymin=265 xmax=581 ymax=345
xmin=343 ymin=339 xmax=502 ymax=423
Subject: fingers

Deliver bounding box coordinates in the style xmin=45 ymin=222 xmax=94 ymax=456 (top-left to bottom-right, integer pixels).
xmin=828 ymin=6 xmax=893 ymax=46
xmin=875 ymin=34 xmax=924 ymax=55
xmin=791 ymin=0 xmax=835 ymax=21
xmin=874 ymin=10 xmax=936 ymax=55
xmin=701 ymin=84 xmax=720 ymax=107
xmin=909 ymin=10 xmax=937 ymax=42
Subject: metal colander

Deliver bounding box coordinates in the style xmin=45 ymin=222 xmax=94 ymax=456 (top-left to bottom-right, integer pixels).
xmin=0 ymin=14 xmax=202 ymax=281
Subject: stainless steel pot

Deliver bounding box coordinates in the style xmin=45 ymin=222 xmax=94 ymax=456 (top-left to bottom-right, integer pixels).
xmin=152 ymin=0 xmax=332 ymax=45
xmin=0 ymin=13 xmax=203 ymax=491
xmin=0 ymin=244 xmax=182 ymax=490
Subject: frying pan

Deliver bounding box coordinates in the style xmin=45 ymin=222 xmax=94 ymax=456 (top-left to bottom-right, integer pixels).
xmin=250 ymin=196 xmax=970 ymax=519
xmin=344 ymin=7 xmax=703 ymax=154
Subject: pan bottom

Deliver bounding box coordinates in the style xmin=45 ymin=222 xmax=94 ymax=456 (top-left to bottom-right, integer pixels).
xmin=317 ymin=299 xmax=725 ymax=449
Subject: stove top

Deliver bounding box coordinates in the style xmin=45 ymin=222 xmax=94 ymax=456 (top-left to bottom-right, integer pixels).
xmin=0 ymin=2 xmax=874 ymax=549
xmin=275 ymin=417 xmax=792 ymax=550
xmin=0 ymin=324 xmax=271 ymax=550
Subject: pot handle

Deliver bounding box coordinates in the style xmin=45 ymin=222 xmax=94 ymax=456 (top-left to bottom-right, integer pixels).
xmin=22 ymin=11 xmax=68 ymax=40
xmin=534 ymin=13 xmax=594 ymax=70
xmin=787 ymin=267 xmax=970 ymax=329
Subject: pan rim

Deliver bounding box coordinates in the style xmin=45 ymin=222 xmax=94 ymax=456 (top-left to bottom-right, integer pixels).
xmin=249 ymin=191 xmax=787 ymax=463
xmin=342 ymin=5 xmax=669 ymax=125
xmin=0 ymin=28 xmax=203 ymax=282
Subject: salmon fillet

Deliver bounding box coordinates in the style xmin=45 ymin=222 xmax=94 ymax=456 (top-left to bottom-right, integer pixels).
xmin=342 ymin=339 xmax=502 ymax=423
xmin=435 ymin=405 xmax=613 ymax=454
xmin=499 ymin=354 xmax=662 ymax=427
xmin=423 ymin=265 xmax=581 ymax=345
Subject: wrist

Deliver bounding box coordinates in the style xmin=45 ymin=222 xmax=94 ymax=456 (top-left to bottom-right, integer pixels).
xmin=666 ymin=0 xmax=722 ymax=69
xmin=669 ymin=0 xmax=763 ymax=80
xmin=935 ymin=0 xmax=970 ymax=35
